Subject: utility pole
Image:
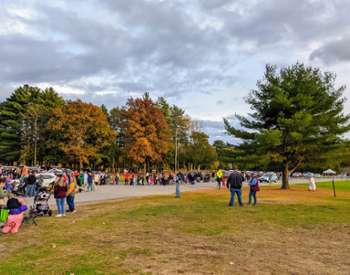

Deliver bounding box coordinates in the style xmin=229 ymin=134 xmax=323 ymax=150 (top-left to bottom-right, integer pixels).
xmin=175 ymin=127 xmax=178 ymax=172
xmin=34 ymin=116 xmax=38 ymax=166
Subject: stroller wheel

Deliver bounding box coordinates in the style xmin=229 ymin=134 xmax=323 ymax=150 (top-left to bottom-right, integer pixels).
xmin=48 ymin=210 xmax=52 ymax=216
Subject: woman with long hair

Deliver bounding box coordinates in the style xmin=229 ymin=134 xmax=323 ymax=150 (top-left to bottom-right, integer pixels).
xmin=54 ymin=174 xmax=67 ymax=217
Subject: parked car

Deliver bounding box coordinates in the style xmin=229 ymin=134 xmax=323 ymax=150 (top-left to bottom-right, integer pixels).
xmin=37 ymin=173 xmax=56 ymax=188
xmin=303 ymin=172 xmax=314 ymax=178
xmin=291 ymin=172 xmax=303 ymax=177
xmin=259 ymin=172 xmax=278 ymax=183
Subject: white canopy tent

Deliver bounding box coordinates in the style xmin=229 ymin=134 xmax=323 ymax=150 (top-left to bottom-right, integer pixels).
xmin=322 ymin=169 xmax=336 ymax=175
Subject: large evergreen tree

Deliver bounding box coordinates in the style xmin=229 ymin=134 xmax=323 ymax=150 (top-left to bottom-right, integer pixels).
xmin=213 ymin=140 xmax=236 ymax=169
xmin=225 ymin=63 xmax=350 ymax=189
xmin=0 ymin=85 xmax=63 ymax=164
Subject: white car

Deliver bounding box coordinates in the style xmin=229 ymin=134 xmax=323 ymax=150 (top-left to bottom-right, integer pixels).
xmin=259 ymin=172 xmax=278 ymax=183
xmin=37 ymin=173 xmax=56 ymax=188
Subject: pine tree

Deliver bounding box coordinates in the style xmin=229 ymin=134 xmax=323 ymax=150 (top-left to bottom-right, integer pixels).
xmin=0 ymin=85 xmax=63 ymax=164
xmin=225 ymin=63 xmax=350 ymax=189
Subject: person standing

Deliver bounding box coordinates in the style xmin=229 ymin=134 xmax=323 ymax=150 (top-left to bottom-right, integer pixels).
xmin=54 ymin=174 xmax=67 ymax=217
xmin=115 ymin=173 xmax=120 ymax=185
xmin=66 ymin=172 xmax=77 ymax=213
xmin=174 ymin=175 xmax=180 ymax=198
xmin=26 ymin=171 xmax=37 ymax=197
xmin=87 ymin=172 xmax=93 ymax=192
xmin=248 ymin=174 xmax=260 ymax=206
xmin=216 ymin=169 xmax=223 ymax=189
xmin=21 ymin=165 xmax=29 ymax=178
xmin=226 ymin=170 xmax=244 ymax=207
xmin=308 ymin=176 xmax=316 ymax=191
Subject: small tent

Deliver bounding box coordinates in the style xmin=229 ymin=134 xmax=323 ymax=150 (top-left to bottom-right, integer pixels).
xmin=322 ymin=169 xmax=336 ymax=175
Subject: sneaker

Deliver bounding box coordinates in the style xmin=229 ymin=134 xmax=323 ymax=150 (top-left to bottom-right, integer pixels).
xmin=62 ymin=214 xmax=66 ymax=217
xmin=56 ymin=214 xmax=62 ymax=217
xmin=71 ymin=210 xmax=77 ymax=213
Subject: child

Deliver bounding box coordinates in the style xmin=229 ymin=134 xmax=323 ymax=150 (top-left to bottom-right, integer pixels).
xmin=2 ymin=197 xmax=27 ymax=234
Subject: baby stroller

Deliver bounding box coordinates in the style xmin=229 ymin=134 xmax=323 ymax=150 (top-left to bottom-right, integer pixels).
xmin=29 ymin=187 xmax=52 ymax=225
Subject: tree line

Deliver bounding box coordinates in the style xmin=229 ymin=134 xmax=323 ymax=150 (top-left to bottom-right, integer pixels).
xmin=1 ymin=63 xmax=349 ymax=189
xmin=0 ymin=87 xmax=233 ymax=171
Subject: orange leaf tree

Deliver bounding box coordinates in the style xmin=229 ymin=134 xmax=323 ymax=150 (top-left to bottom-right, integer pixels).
xmin=49 ymin=100 xmax=116 ymax=168
xmin=123 ymin=94 xmax=171 ymax=170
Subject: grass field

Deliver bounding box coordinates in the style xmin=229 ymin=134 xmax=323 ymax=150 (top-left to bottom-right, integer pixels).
xmin=1 ymin=182 xmax=349 ymax=274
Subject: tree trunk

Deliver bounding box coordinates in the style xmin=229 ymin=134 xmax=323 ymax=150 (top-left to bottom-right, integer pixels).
xmin=281 ymin=162 xmax=289 ymax=189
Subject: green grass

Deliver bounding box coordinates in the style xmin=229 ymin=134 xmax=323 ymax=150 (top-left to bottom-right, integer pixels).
xmin=294 ymin=180 xmax=350 ymax=191
xmin=315 ymin=180 xmax=350 ymax=191
xmin=0 ymin=187 xmax=349 ymax=274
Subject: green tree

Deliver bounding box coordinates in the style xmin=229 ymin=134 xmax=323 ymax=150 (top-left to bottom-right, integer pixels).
xmin=108 ymin=107 xmax=126 ymax=171
xmin=0 ymin=85 xmax=63 ymax=164
xmin=185 ymin=131 xmax=217 ymax=169
xmin=213 ymin=140 xmax=236 ymax=169
xmin=157 ymin=97 xmax=191 ymax=170
xmin=225 ymin=63 xmax=350 ymax=189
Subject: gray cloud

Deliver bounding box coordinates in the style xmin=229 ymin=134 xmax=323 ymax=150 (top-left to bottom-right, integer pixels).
xmin=1 ymin=0 xmax=350 ymax=140
xmin=310 ymin=35 xmax=350 ymax=64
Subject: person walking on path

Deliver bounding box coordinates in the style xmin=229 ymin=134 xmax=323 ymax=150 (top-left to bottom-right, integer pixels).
xmin=66 ymin=173 xmax=77 ymax=213
xmin=54 ymin=174 xmax=67 ymax=217
xmin=216 ymin=169 xmax=223 ymax=190
xmin=248 ymin=174 xmax=260 ymax=206
xmin=226 ymin=170 xmax=244 ymax=207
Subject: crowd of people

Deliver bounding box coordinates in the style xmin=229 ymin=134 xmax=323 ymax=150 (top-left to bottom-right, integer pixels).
xmin=0 ymin=164 xmax=296 ymax=234
xmin=0 ymin=165 xmax=217 ymax=233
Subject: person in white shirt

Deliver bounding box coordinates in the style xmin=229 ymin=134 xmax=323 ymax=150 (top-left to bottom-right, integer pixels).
xmin=308 ymin=176 xmax=316 ymax=191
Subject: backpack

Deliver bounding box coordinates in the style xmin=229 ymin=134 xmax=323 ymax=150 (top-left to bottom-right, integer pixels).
xmin=252 ymin=180 xmax=260 ymax=192
xmin=0 ymin=208 xmax=9 ymax=223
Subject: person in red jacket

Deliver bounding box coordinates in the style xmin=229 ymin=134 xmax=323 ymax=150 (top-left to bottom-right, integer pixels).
xmin=54 ymin=174 xmax=67 ymax=217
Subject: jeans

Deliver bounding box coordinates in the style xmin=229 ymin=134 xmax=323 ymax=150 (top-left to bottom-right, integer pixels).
xmin=175 ymin=182 xmax=181 ymax=198
xmin=88 ymin=182 xmax=93 ymax=192
xmin=248 ymin=189 xmax=257 ymax=205
xmin=56 ymin=198 xmax=65 ymax=215
xmin=67 ymin=195 xmax=75 ymax=212
xmin=229 ymin=189 xmax=243 ymax=206
xmin=217 ymin=178 xmax=221 ymax=189
xmin=26 ymin=184 xmax=36 ymax=197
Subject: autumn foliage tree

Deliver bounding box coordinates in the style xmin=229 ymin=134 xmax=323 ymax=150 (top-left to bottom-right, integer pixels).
xmin=48 ymin=100 xmax=115 ymax=168
xmin=123 ymin=93 xmax=171 ymax=169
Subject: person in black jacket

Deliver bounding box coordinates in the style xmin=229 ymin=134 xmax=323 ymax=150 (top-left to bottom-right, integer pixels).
xmin=25 ymin=171 xmax=37 ymax=197
xmin=226 ymin=170 xmax=244 ymax=207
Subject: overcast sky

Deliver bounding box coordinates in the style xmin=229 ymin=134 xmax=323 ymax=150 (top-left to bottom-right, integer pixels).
xmin=1 ymin=0 xmax=350 ymax=142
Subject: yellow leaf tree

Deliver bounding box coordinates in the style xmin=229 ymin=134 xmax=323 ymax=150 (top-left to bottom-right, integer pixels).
xmin=123 ymin=93 xmax=171 ymax=170
xmin=49 ymin=100 xmax=116 ymax=168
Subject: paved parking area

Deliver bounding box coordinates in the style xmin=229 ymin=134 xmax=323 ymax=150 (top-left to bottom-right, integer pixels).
xmin=26 ymin=182 xmax=216 ymax=206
